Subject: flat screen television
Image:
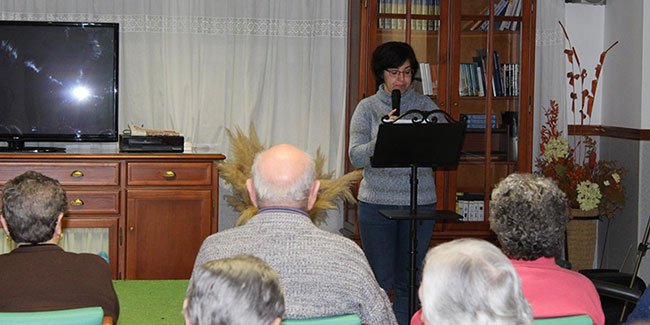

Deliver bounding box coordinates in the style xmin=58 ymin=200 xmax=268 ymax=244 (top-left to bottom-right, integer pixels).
xmin=0 ymin=21 xmax=118 ymax=152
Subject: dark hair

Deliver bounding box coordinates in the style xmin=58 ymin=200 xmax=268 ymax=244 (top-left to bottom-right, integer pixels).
xmin=370 ymin=41 xmax=419 ymax=87
xmin=489 ymin=173 xmax=568 ymax=260
xmin=1 ymin=171 xmax=67 ymax=244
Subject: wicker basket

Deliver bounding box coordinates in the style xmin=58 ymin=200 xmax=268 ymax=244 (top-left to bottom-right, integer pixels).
xmin=566 ymin=208 xmax=599 ymax=271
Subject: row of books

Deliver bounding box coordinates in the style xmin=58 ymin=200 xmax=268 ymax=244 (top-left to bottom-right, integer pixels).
xmin=377 ymin=0 xmax=440 ymax=31
xmin=460 ymin=50 xmax=520 ymax=97
xmin=463 ymin=0 xmax=524 ymax=32
xmin=456 ymin=193 xmax=485 ymax=222
xmin=418 ymin=62 xmax=438 ymax=96
xmin=465 ymin=114 xmax=497 ymax=129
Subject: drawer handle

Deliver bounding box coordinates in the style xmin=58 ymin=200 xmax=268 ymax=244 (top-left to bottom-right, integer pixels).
xmin=70 ymin=170 xmax=84 ymax=178
xmin=130 ymin=227 xmax=135 ymax=232
xmin=70 ymin=198 xmax=85 ymax=206
xmin=163 ymin=170 xmax=176 ymax=178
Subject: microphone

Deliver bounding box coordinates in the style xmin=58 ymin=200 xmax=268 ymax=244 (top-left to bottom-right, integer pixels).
xmin=391 ymin=89 xmax=401 ymax=116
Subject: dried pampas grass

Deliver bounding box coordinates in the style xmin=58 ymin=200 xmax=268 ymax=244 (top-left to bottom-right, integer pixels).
xmin=218 ymin=122 xmax=361 ymax=226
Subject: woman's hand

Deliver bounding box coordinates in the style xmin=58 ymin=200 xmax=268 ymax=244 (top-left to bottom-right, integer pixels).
xmin=388 ymin=109 xmax=399 ymax=121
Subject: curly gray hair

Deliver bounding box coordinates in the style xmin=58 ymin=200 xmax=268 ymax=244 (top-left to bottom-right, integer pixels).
xmin=489 ymin=173 xmax=568 ymax=260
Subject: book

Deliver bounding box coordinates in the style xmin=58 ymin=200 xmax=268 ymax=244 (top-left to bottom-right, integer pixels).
xmin=467 ymin=63 xmax=478 ymax=96
xmin=475 ymin=64 xmax=485 ymax=97
xmin=459 ymin=64 xmax=469 ymax=97
xmin=493 ymin=51 xmax=504 ymax=96
xmin=419 ymin=62 xmax=432 ymax=95
xmin=473 ymin=56 xmax=488 ymax=95
xmin=430 ymin=64 xmax=438 ymax=96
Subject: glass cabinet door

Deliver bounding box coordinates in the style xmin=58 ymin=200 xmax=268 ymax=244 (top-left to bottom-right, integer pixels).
xmin=452 ymin=0 xmax=525 ymax=225
xmin=370 ymin=0 xmax=446 ymax=103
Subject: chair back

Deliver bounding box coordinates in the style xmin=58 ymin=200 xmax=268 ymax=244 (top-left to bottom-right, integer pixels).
xmin=0 ymin=306 xmax=105 ymax=325
xmin=533 ymin=314 xmax=592 ymax=325
xmin=282 ymin=314 xmax=362 ymax=325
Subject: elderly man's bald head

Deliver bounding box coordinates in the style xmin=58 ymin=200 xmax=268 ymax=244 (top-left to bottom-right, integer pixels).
xmin=247 ymin=144 xmax=320 ymax=210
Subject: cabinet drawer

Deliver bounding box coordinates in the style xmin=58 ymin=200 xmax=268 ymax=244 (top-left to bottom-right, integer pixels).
xmin=0 ymin=162 xmax=120 ymax=186
xmin=127 ymin=162 xmax=212 ymax=186
xmin=66 ymin=190 xmax=120 ymax=215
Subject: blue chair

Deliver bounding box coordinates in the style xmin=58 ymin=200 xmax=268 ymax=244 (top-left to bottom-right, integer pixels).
xmin=0 ymin=306 xmax=111 ymax=325
xmin=533 ymin=314 xmax=592 ymax=325
xmin=282 ymin=314 xmax=362 ymax=325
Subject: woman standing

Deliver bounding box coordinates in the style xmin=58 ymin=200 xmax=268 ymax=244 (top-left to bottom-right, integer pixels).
xmin=349 ymin=41 xmax=441 ymax=325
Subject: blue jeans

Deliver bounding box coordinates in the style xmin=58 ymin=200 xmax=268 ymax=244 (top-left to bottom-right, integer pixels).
xmin=358 ymin=201 xmax=435 ymax=325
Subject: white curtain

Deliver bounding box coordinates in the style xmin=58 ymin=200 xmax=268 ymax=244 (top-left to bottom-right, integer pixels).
xmin=0 ymin=0 xmax=348 ymax=175
xmin=0 ymin=1 xmax=349 ymax=233
xmin=533 ymin=0 xmax=566 ymax=164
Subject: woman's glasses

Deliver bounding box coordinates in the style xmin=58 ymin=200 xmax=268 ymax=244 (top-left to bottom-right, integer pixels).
xmin=385 ymin=68 xmax=413 ymax=78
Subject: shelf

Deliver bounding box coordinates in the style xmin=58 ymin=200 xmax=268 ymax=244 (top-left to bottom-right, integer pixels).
xmin=460 ymin=96 xmax=519 ymax=100
xmin=460 ymin=153 xmax=511 ymax=162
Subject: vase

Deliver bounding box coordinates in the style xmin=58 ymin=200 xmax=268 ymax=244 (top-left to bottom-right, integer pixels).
xmin=566 ymin=208 xmax=599 ymax=271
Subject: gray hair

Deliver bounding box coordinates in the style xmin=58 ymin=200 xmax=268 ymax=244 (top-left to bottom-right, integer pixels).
xmin=185 ymin=254 xmax=285 ymax=325
xmin=2 ymin=171 xmax=67 ymax=244
xmin=419 ymin=238 xmax=533 ymax=325
xmin=489 ymin=173 xmax=568 ymax=260
xmin=250 ymin=149 xmax=316 ymax=207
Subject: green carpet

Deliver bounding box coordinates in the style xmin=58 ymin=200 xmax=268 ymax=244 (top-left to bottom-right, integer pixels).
xmin=113 ymin=280 xmax=189 ymax=325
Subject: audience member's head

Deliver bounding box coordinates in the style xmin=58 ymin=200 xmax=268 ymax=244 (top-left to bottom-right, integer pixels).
xmin=418 ymin=238 xmax=533 ymax=325
xmin=1 ymin=171 xmax=67 ymax=245
xmin=247 ymin=144 xmax=319 ymax=210
xmin=489 ymin=173 xmax=568 ymax=260
xmin=184 ymin=254 xmax=285 ymax=325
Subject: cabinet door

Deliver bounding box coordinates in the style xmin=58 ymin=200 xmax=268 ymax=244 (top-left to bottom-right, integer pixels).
xmin=363 ymin=0 xmax=449 ymax=103
xmin=61 ymin=218 xmax=119 ymax=280
xmin=0 ymin=217 xmax=119 ymax=279
xmin=447 ymin=0 xmax=533 ymax=234
xmin=126 ymin=190 xmax=212 ymax=279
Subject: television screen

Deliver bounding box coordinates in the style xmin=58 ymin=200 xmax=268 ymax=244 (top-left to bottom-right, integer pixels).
xmin=0 ymin=21 xmax=118 ymax=152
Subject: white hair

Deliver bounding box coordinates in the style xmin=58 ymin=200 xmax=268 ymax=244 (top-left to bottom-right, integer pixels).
xmin=185 ymin=255 xmax=285 ymax=325
xmin=250 ymin=149 xmax=316 ymax=206
xmin=419 ymin=238 xmax=533 ymax=325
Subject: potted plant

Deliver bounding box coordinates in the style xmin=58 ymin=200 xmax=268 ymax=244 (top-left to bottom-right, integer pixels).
xmin=535 ymin=22 xmax=625 ymax=270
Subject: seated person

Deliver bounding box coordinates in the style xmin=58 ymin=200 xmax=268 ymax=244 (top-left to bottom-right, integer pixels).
xmin=0 ymin=171 xmax=119 ymax=322
xmin=489 ymin=173 xmax=605 ymax=324
xmin=413 ymin=238 xmax=532 ymax=325
xmin=184 ymin=254 xmax=285 ymax=325
xmin=626 ymin=287 xmax=650 ymax=324
xmin=189 ymin=144 xmax=396 ymax=324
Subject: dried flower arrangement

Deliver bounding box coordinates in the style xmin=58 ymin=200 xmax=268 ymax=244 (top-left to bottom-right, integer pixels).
xmin=218 ymin=122 xmax=362 ymax=226
xmin=535 ymin=21 xmax=625 ymax=218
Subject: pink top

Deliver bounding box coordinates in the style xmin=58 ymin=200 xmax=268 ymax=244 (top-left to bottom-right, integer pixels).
xmin=410 ymin=309 xmax=424 ymax=325
xmin=410 ymin=257 xmax=604 ymax=325
xmin=512 ymin=257 xmax=604 ymax=325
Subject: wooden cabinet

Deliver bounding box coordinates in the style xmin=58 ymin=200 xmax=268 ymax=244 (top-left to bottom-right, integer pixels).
xmin=0 ymin=153 xmax=224 ymax=280
xmin=344 ymin=0 xmax=536 ymax=243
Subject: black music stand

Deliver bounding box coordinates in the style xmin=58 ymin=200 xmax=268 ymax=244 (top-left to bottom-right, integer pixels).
xmin=370 ymin=109 xmax=467 ymax=317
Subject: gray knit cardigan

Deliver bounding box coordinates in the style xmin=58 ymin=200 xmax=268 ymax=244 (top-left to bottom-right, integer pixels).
xmin=349 ymin=86 xmax=440 ymax=206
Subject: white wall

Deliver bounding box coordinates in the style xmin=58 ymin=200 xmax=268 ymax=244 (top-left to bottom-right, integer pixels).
xmin=564 ymin=4 xmax=605 ymax=125
xmin=565 ymin=0 xmax=650 ymax=282
xmin=602 ymin=0 xmax=644 ymax=129
xmin=643 ymin=1 xmax=650 ymax=128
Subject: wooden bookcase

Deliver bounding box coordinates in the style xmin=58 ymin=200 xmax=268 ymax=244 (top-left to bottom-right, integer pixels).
xmin=343 ymin=0 xmax=536 ymax=244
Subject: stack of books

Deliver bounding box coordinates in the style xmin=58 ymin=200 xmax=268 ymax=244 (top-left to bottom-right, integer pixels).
xmin=456 ymin=193 xmax=485 ymax=222
xmin=465 ymin=114 xmax=497 ymax=129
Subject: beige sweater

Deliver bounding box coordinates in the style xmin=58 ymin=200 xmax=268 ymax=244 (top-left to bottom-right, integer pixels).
xmin=189 ymin=207 xmax=397 ymax=325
